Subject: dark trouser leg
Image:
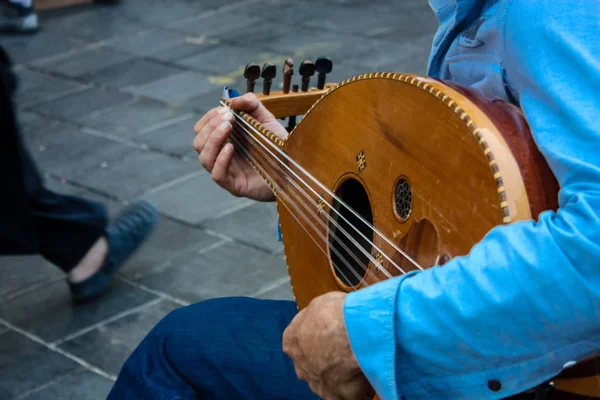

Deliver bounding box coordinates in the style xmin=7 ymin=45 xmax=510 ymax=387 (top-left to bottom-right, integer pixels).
xmin=0 ymin=45 xmax=108 ymax=273
xmin=108 ymin=297 xmax=320 ymax=400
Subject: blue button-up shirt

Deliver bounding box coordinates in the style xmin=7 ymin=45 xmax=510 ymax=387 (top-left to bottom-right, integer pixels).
xmin=343 ymin=1 xmax=600 ymax=399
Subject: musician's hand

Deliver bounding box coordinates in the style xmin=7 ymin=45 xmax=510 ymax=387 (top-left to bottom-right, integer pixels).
xmin=193 ymin=93 xmax=288 ymax=202
xmin=283 ymin=292 xmax=373 ymax=400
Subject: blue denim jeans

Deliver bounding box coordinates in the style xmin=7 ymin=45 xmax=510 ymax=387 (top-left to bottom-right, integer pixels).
xmin=107 ymin=297 xmax=320 ymax=400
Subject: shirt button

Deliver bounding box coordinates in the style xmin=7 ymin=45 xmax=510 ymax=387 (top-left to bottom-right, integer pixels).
xmin=488 ymin=380 xmax=502 ymax=392
xmin=563 ymin=360 xmax=577 ymax=369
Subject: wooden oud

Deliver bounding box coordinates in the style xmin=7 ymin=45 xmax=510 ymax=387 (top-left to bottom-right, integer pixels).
xmin=225 ymin=73 xmax=600 ymax=399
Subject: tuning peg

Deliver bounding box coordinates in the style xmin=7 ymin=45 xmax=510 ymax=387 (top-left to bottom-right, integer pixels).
xmin=282 ymin=58 xmax=294 ymax=94
xmin=244 ymin=63 xmax=261 ymax=93
xmin=315 ymin=56 xmax=333 ymax=90
xmin=299 ymin=60 xmax=315 ymax=92
xmin=261 ymin=63 xmax=277 ymax=96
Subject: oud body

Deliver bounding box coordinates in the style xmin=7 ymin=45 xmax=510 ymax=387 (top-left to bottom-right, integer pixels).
xmin=227 ymin=73 xmax=599 ymax=399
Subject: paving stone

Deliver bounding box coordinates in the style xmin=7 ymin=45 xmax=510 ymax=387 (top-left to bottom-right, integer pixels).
xmin=13 ymin=68 xmax=86 ymax=108
xmin=138 ymin=241 xmax=288 ymax=302
xmin=139 ymin=113 xmax=200 ymax=158
xmin=40 ymin=5 xmax=145 ymax=42
xmin=30 ymin=87 xmax=135 ymax=121
xmin=0 ymin=256 xmax=63 ymax=300
xmin=167 ymin=10 xmax=261 ymax=39
xmin=126 ymin=70 xmax=218 ymax=105
xmin=178 ymin=44 xmax=282 ymax=75
xmin=81 ymin=150 xmax=199 ymax=200
xmin=83 ymin=98 xmax=190 ymax=138
xmin=59 ymin=300 xmax=180 ymax=375
xmin=119 ymin=217 xmax=221 ymax=279
xmin=20 ymin=370 xmax=114 ymax=400
xmin=256 ymin=280 xmax=295 ymax=301
xmin=301 ymin=4 xmax=434 ymax=37
xmin=34 ymin=46 xmax=134 ymax=79
xmin=91 ymin=58 xmax=184 ymax=89
xmin=203 ymin=202 xmax=283 ymax=254
xmin=0 ymin=280 xmax=158 ymax=343
xmin=142 ymin=38 xmax=219 ymax=64
xmin=0 ymin=33 xmax=79 ymax=65
xmin=0 ymin=330 xmax=79 ymax=399
xmin=106 ymin=29 xmax=189 ymax=57
xmin=25 ymin=123 xmax=122 ymax=177
xmin=31 ymin=128 xmax=198 ymax=200
xmin=237 ymin=0 xmax=321 ymax=24
xmin=267 ymin=31 xmax=429 ymax=72
xmin=143 ymin=172 xmax=252 ymax=225
xmin=218 ymin=22 xmax=293 ymax=48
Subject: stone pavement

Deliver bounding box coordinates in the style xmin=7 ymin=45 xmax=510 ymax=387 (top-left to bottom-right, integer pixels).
xmin=0 ymin=0 xmax=436 ymax=398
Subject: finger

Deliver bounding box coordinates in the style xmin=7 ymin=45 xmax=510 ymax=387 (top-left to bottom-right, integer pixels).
xmin=199 ymin=120 xmax=231 ymax=171
xmin=211 ymin=143 xmax=235 ymax=185
xmin=294 ymin=366 xmax=308 ymax=381
xmin=193 ymin=114 xmax=224 ymax=154
xmin=230 ymin=93 xmax=277 ymax=124
xmin=194 ymin=107 xmax=221 ymax=135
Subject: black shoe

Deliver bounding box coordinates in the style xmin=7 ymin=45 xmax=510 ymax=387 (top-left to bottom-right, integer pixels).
xmin=68 ymin=200 xmax=159 ymax=303
xmin=0 ymin=2 xmax=38 ymax=34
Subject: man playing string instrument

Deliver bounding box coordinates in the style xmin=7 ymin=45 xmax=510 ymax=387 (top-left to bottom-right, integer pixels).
xmin=108 ymin=0 xmax=600 ymax=399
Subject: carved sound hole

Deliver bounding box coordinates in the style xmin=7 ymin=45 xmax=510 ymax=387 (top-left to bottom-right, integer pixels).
xmin=328 ymin=178 xmax=374 ymax=287
xmin=394 ymin=178 xmax=412 ymax=221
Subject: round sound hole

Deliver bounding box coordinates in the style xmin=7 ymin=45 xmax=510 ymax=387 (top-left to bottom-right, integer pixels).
xmin=328 ymin=178 xmax=374 ymax=287
xmin=394 ymin=178 xmax=412 ymax=221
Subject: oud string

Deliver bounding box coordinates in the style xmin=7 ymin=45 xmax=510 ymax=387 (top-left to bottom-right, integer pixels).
xmin=228 ymin=131 xmax=366 ymax=288
xmin=222 ymin=103 xmax=424 ymax=274
xmin=224 ymin=104 xmax=424 ymax=273
xmin=231 ymin=123 xmax=394 ymax=280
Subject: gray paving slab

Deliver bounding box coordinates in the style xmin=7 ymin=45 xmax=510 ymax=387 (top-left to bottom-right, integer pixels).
xmin=139 ymin=113 xmax=200 ymax=158
xmin=30 ymin=87 xmax=135 ymax=121
xmin=40 ymin=5 xmax=145 ymax=43
xmin=177 ymin=44 xmax=282 ymax=75
xmin=0 ymin=280 xmax=158 ymax=343
xmin=0 ymin=330 xmax=80 ymax=399
xmin=125 ymin=70 xmax=219 ymax=105
xmin=14 ymin=68 xmax=86 ymax=108
xmin=0 ymin=256 xmax=63 ymax=301
xmin=143 ymin=172 xmax=253 ymax=225
xmin=256 ymin=280 xmax=295 ymax=301
xmin=119 ymin=217 xmax=221 ymax=279
xmin=203 ymin=202 xmax=283 ymax=254
xmin=19 ymin=370 xmax=114 ymax=400
xmin=166 ymin=10 xmax=261 ymax=39
xmin=105 ymin=29 xmax=190 ymax=57
xmin=91 ymin=58 xmax=184 ymax=89
xmin=34 ymin=46 xmax=135 ymax=79
xmin=142 ymin=38 xmax=219 ymax=64
xmin=0 ymin=33 xmax=79 ymax=64
xmin=59 ymin=300 xmax=180 ymax=375
xmin=83 ymin=98 xmax=190 ymax=138
xmin=138 ymin=241 xmax=288 ymax=303
xmin=28 ymin=125 xmax=198 ymax=200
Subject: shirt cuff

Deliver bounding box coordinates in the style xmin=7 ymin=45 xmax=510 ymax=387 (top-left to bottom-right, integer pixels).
xmin=343 ymin=276 xmax=409 ymax=400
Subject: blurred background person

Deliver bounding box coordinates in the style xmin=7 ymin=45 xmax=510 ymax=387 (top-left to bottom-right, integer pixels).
xmin=0 ymin=45 xmax=159 ymax=303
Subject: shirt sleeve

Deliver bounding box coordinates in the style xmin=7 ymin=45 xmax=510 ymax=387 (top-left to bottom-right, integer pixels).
xmin=343 ymin=1 xmax=600 ymax=399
